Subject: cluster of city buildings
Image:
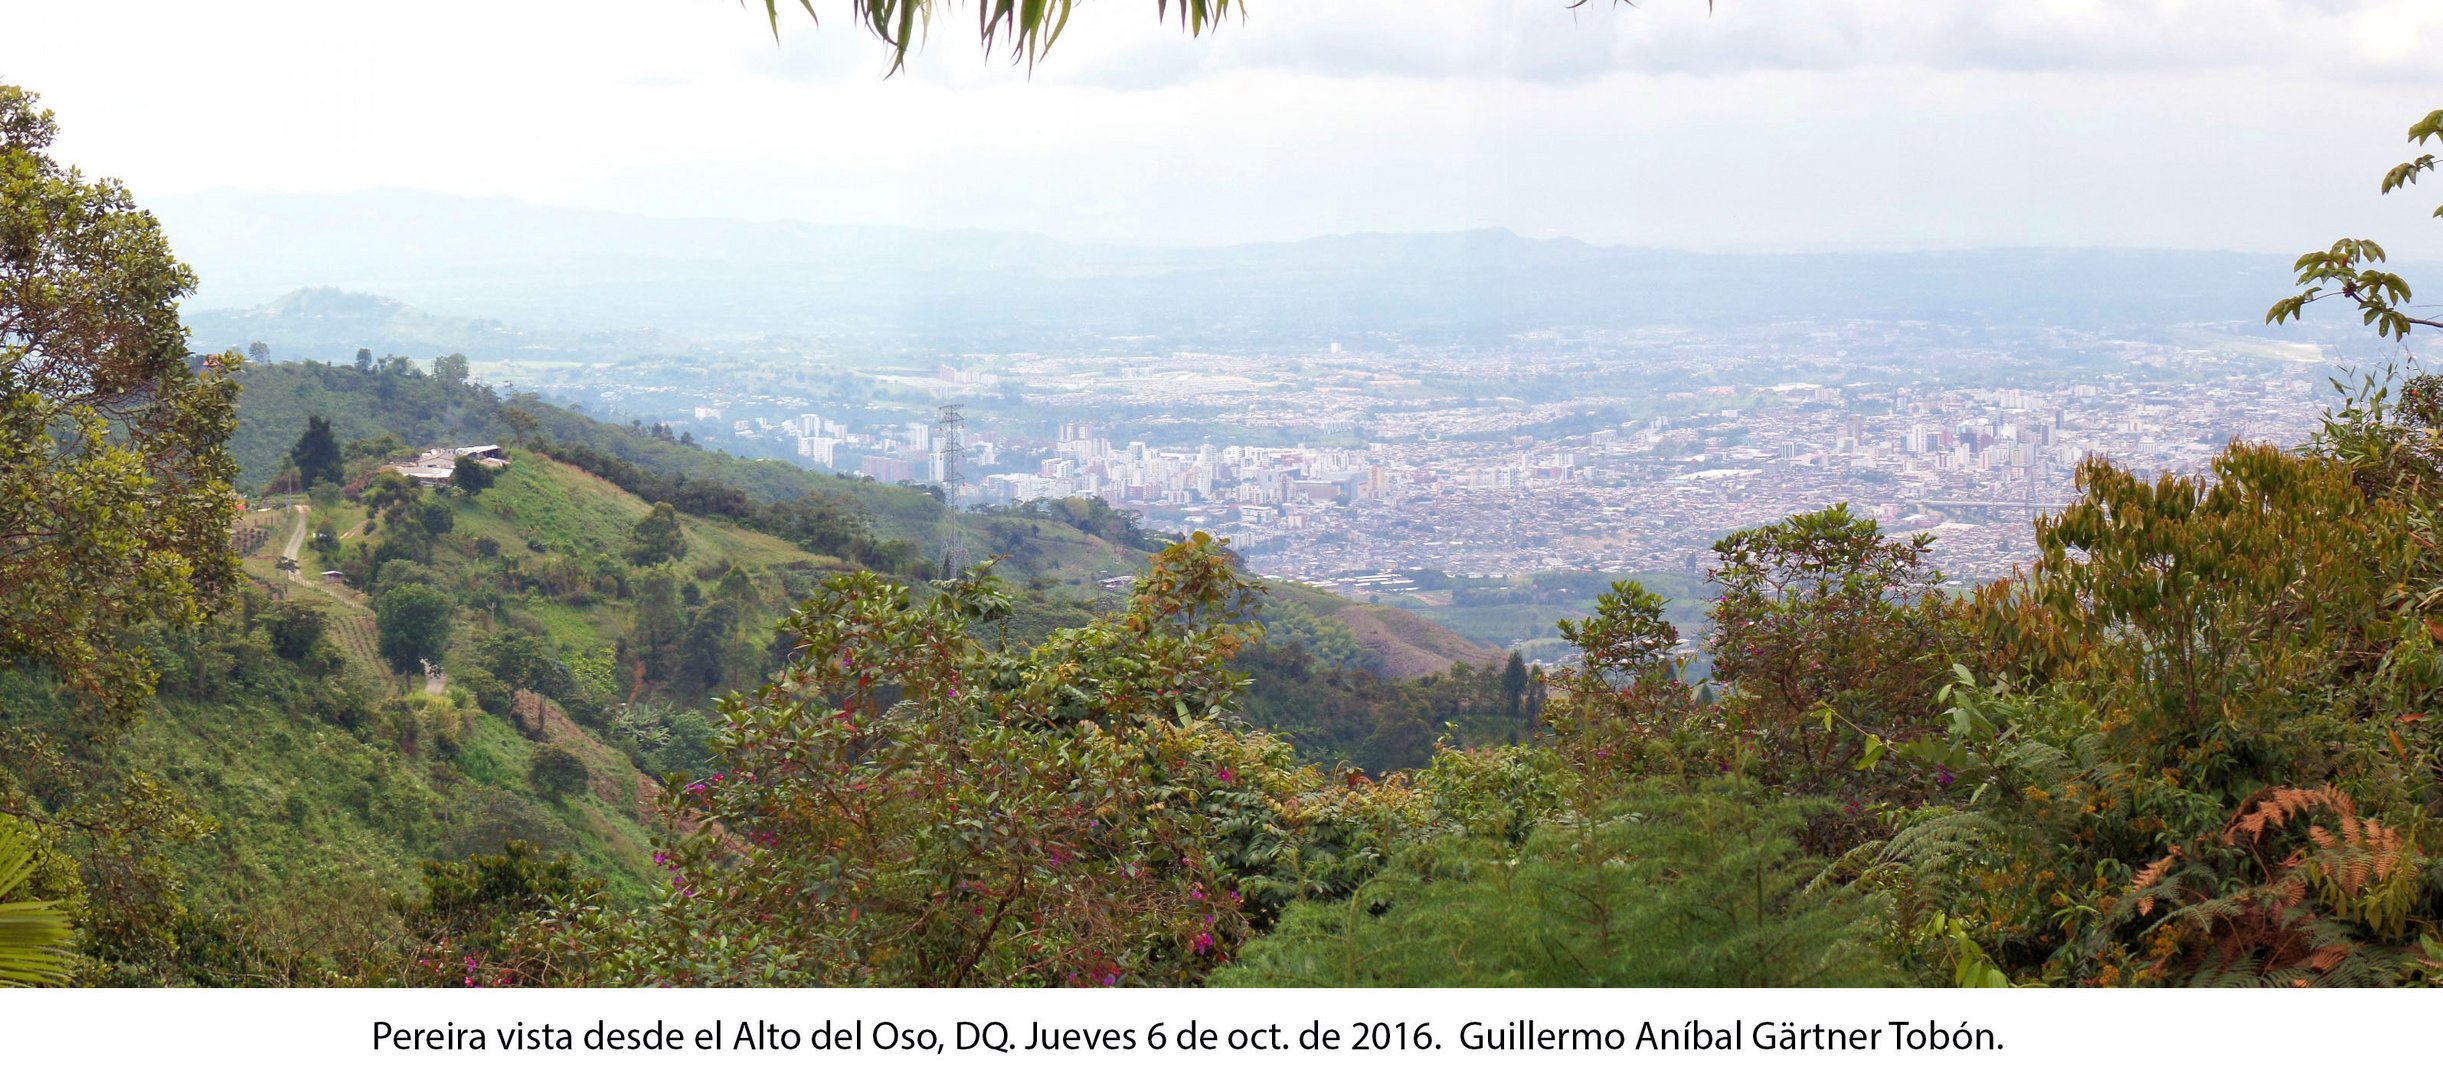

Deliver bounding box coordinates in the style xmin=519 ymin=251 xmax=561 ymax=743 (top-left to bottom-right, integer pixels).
xmin=1193 ymin=371 xmax=2324 ymax=587
xmin=911 ymin=368 xmax=2324 ymax=589
xmin=536 ymin=334 xmax=2337 ymax=591
xmin=678 ymin=406 xmax=999 ymax=486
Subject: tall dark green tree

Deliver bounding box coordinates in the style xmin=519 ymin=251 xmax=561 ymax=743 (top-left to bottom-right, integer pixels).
xmin=628 ymin=568 xmax=687 ymax=685
xmin=360 ymin=472 xmax=419 ymax=521
xmin=375 ymin=583 xmax=454 ymax=674
xmin=259 ymin=601 xmax=328 ymax=663
xmin=677 ymin=602 xmax=744 ymax=697
xmin=449 ymin=455 xmax=494 ymax=496
xmin=626 ymin=502 xmax=687 ymax=567
xmin=1501 ymin=650 xmax=1529 ymax=716
xmin=483 ymin=629 xmax=576 ymax=703
xmin=501 ymin=404 xmax=539 ymax=445
xmin=1706 ymin=504 xmax=1959 ymax=848
xmin=289 ymin=415 xmax=343 ymax=489
xmin=365 ymin=485 xmax=452 ymax=568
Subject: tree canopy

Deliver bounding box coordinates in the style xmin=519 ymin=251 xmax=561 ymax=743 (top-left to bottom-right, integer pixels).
xmin=375 ymin=583 xmax=455 ymax=674
xmin=0 ymin=83 xmax=241 ymax=723
xmin=626 ymin=502 xmax=689 ymax=567
xmin=289 ymin=416 xmax=343 ymax=490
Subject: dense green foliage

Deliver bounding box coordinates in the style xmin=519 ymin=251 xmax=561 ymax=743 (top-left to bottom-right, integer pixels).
xmin=1867 ymin=440 xmax=2443 ymax=986
xmin=1219 ymin=780 xmax=1895 ymax=987
xmin=1234 ymin=642 xmax=1531 ymax=774
xmin=517 ymin=539 xmax=1288 ymax=985
xmin=450 ymin=454 xmax=495 ymax=496
xmin=0 ymin=85 xmax=241 ymax=725
xmin=0 ymin=83 xmax=248 ymax=988
xmin=525 ymin=746 xmax=590 ymax=803
xmin=400 ymin=842 xmax=601 ymax=987
xmin=375 ymin=584 xmax=453 ymax=674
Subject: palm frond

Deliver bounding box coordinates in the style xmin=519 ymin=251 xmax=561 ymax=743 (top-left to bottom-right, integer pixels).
xmin=0 ymin=825 xmax=73 ymax=987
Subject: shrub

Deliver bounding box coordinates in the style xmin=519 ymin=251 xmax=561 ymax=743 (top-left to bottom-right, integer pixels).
xmin=526 ymin=745 xmax=590 ymax=802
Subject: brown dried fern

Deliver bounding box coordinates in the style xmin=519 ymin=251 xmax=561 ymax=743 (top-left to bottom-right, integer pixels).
xmin=2225 ymin=785 xmax=2355 ymax=846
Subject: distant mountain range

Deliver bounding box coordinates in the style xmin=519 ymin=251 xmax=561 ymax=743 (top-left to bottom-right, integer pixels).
xmin=187 ymin=287 xmax=516 ymax=361
xmin=183 ymin=286 xmax=682 ymax=365
xmin=158 ymin=189 xmax=2402 ymax=353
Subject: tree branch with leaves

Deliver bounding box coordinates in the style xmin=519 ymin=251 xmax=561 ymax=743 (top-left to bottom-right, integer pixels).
xmin=753 ymin=0 xmax=1239 ymax=71
xmin=748 ymin=0 xmax=1687 ymax=72
xmin=2268 ymin=109 xmax=2443 ymax=341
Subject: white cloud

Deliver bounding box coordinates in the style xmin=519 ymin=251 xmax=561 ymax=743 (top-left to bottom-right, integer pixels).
xmin=1024 ymin=0 xmax=2443 ymax=87
xmin=4 ymin=0 xmax=2440 ymax=258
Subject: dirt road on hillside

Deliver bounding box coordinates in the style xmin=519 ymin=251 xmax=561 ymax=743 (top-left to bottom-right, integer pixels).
xmin=280 ymin=504 xmax=308 ymax=573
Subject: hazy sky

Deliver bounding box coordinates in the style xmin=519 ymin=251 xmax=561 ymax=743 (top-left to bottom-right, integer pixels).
xmin=8 ymin=0 xmax=2443 ymax=254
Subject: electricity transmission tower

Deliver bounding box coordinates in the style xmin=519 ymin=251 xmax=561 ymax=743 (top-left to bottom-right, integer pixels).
xmin=935 ymin=403 xmax=965 ymax=501
xmin=934 ymin=403 xmax=970 ymax=576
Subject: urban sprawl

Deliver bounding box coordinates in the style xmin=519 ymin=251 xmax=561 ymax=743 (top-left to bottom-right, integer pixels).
xmin=535 ymin=335 xmax=2333 ymax=598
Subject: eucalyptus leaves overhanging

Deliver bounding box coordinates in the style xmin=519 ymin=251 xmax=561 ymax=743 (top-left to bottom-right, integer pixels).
xmin=755 ymin=0 xmax=1242 ymax=72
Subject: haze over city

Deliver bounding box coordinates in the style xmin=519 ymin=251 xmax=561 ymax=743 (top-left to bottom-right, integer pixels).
xmin=14 ymin=1 xmax=2426 ymax=658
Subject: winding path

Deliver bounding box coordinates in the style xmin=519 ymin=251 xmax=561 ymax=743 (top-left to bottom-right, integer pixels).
xmin=279 ymin=504 xmax=309 ymax=574
xmin=278 ymin=504 xmax=369 ymax=613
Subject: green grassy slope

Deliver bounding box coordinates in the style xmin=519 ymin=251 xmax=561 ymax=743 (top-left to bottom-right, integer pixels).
xmin=1274 ymin=583 xmax=1506 ymax=678
xmin=105 ymin=450 xmax=916 ymax=979
xmin=460 ymin=457 xmax=839 ymax=575
xmin=230 ymin=359 xmax=1538 ymax=751
xmin=230 ymin=361 xmax=1131 ymax=585
xmin=1388 ymin=570 xmax=1715 ymax=664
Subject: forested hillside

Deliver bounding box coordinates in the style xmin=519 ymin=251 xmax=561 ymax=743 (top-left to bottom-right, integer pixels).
xmin=18 ymin=72 xmax=2443 ymax=991
xmin=0 ymin=350 xmax=1533 ymax=981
